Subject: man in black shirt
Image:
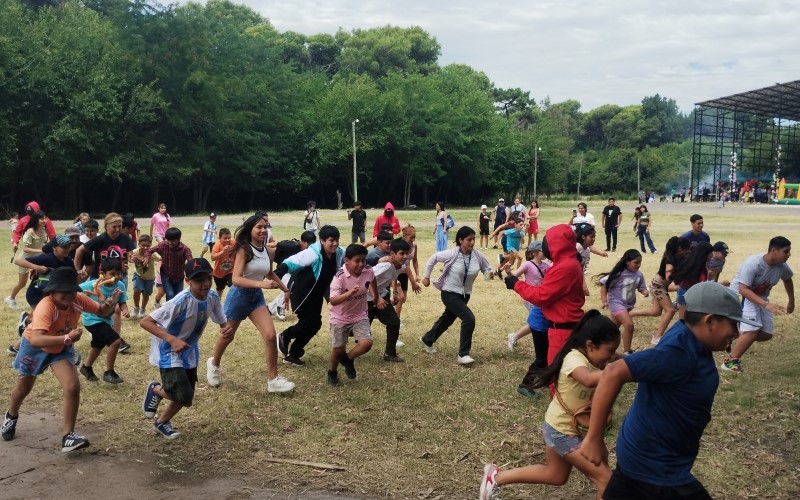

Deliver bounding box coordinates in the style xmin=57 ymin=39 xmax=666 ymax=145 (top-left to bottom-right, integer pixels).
xmin=601 ymin=198 xmax=622 ymax=252
xmin=347 ymin=200 xmax=368 ymax=244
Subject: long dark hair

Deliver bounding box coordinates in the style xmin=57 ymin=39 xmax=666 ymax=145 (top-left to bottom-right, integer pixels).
xmin=23 ymin=210 xmax=45 ymax=233
xmin=657 ymin=236 xmax=691 ymax=279
xmin=596 ymin=249 xmax=641 ymax=289
xmin=530 ymin=310 xmax=620 ymax=389
xmin=454 ymin=226 xmax=475 ymax=247
xmin=670 ymin=241 xmax=713 ymax=285
xmin=233 ymin=212 xmax=268 ymax=263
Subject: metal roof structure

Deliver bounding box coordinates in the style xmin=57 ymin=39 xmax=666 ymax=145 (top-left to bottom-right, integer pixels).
xmin=696 ymin=80 xmax=800 ymax=122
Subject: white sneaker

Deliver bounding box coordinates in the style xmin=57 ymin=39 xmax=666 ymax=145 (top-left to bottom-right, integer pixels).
xmin=206 ymin=357 xmax=221 ymax=387
xmin=507 ymin=333 xmax=517 ymax=352
xmin=153 ymin=300 xmax=162 ymax=309
xmin=267 ymin=375 xmax=296 ymax=393
xmin=276 ymin=306 xmax=286 ymax=321
xmin=420 ymin=337 xmax=437 ymax=354
xmin=457 ymin=355 xmax=475 ymax=365
xmin=399 ymin=322 xmax=405 ymax=329
xmin=131 ymin=307 xmax=140 ymax=318
xmin=396 ymin=339 xmax=405 ymax=348
xmin=4 ymin=297 xmax=18 ymax=310
xmin=650 ymin=336 xmax=661 ymax=345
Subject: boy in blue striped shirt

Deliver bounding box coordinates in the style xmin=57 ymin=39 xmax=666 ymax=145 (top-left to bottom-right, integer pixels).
xmin=140 ymin=258 xmax=232 ymax=439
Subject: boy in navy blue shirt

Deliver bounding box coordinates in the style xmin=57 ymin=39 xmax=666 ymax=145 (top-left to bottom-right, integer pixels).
xmin=581 ymin=282 xmax=761 ymax=499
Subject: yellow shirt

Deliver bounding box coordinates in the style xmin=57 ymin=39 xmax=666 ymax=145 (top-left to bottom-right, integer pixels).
xmin=544 ymin=349 xmax=599 ymax=435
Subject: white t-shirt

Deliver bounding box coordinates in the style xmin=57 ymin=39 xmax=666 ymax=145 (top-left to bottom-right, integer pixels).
xmin=368 ymin=262 xmax=400 ymax=301
xmin=573 ymin=213 xmax=596 ymax=226
xmin=304 ymin=210 xmax=320 ymax=231
xmin=148 ymin=288 xmax=226 ymax=369
xmin=730 ymin=254 xmax=793 ymax=299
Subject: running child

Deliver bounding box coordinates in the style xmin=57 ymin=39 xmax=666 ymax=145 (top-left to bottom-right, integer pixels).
xmin=480 ymin=310 xmax=620 ymax=499
xmin=670 ymin=241 xmax=713 ymax=320
xmin=200 ymin=212 xmax=217 ymax=258
xmin=130 ymin=234 xmax=160 ymax=318
xmin=368 ymin=238 xmax=409 ymax=362
xmin=327 ymin=244 xmax=382 ymax=385
xmin=2 ymin=267 xmax=119 ymax=452
xmin=490 ymin=217 xmax=525 ymax=272
xmin=141 ymin=258 xmax=233 ymax=439
xmin=597 ymin=250 xmax=648 ymax=354
xmin=706 ymin=241 xmax=729 ymax=284
xmin=630 ymin=236 xmax=691 ymax=344
xmin=575 ymin=223 xmax=608 ymax=296
xmin=211 ymin=228 xmax=235 ymax=295
xmin=78 ymin=258 xmax=129 ymax=384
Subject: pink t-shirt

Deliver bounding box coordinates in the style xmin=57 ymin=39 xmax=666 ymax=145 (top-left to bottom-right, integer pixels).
xmin=329 ymin=265 xmax=375 ymax=325
xmin=521 ymin=260 xmax=551 ymax=287
xmin=151 ymin=212 xmax=170 ymax=239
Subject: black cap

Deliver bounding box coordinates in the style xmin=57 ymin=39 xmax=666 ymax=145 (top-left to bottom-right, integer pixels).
xmin=43 ymin=267 xmax=81 ymax=293
xmin=185 ymin=258 xmax=213 ymax=279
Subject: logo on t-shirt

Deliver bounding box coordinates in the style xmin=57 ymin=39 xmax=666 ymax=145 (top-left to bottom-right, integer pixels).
xmin=100 ymin=244 xmax=128 ymax=263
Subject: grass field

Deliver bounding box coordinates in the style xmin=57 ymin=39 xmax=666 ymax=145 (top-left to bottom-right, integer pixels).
xmin=1 ymin=201 xmax=799 ymax=499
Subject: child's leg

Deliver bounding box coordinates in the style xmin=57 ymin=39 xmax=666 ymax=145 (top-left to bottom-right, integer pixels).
xmin=50 ymin=359 xmax=80 ymax=435
xmin=629 ymin=294 xmax=663 ymax=317
xmin=514 ymin=324 xmax=532 ymax=341
xmin=348 ymin=339 xmax=373 ymax=360
xmin=495 ymin=448 xmax=572 ymax=487
xmin=105 ymin=339 xmax=121 ymax=371
xmin=10 ymin=272 xmax=27 ymax=300
xmin=249 ymin=306 xmax=279 ymax=379
xmin=653 ymin=297 xmax=677 ymax=339
xmin=8 ymin=376 xmax=36 ymax=416
xmin=84 ymin=346 xmax=102 ymax=367
xmin=141 ymin=290 xmax=150 ymax=310
xmin=113 ymin=306 xmax=122 ymax=333
xmin=563 ymin=447 xmax=612 ymax=499
xmin=329 ymin=346 xmax=345 ymax=371
xmin=615 ymin=310 xmax=635 ymax=352
xmin=729 ymin=329 xmax=772 ymax=362
xmin=133 ymin=290 xmax=142 ymax=309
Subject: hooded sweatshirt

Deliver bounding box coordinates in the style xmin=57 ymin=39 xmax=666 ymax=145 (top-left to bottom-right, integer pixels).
xmin=372 ymin=202 xmax=401 ymax=237
xmin=513 ymin=224 xmax=585 ymax=324
xmin=12 ymin=201 xmax=57 ymax=245
xmin=275 ymin=242 xmax=345 ymax=313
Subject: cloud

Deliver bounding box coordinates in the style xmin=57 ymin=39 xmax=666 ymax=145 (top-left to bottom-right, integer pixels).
xmin=218 ymin=0 xmax=800 ymax=113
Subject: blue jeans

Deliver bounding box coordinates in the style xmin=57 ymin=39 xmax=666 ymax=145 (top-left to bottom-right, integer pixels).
xmin=637 ymin=226 xmax=657 ymax=253
xmin=160 ymin=270 xmax=184 ymax=302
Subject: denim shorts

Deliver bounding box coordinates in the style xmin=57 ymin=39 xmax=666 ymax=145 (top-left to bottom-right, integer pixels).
xmin=676 ymin=286 xmax=688 ymax=305
xmin=224 ymin=285 xmax=266 ymax=321
xmin=133 ymin=273 xmax=155 ymax=295
xmin=541 ymin=421 xmax=583 ymax=457
xmin=12 ymin=337 xmax=74 ymax=377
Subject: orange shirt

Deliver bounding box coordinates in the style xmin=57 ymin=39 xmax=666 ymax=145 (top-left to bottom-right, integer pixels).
xmin=212 ymin=241 xmax=235 ymax=278
xmin=24 ymin=294 xmax=100 ymax=354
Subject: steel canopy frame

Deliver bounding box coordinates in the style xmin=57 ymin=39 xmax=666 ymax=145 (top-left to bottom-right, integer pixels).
xmin=691 ymin=80 xmax=800 ymax=200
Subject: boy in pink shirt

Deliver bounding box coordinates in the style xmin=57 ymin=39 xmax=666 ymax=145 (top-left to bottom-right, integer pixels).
xmin=327 ymin=244 xmax=383 ymax=385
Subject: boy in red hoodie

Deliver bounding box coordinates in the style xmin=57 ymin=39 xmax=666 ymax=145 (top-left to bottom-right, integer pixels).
xmin=504 ymin=224 xmax=585 ymax=395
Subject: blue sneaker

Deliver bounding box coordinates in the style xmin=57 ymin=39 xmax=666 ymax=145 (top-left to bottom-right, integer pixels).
xmin=153 ymin=420 xmax=180 ymax=440
xmin=2 ymin=411 xmax=18 ymax=441
xmin=143 ymin=381 xmax=162 ymax=418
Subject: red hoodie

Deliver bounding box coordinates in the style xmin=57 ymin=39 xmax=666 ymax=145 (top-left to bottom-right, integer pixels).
xmin=372 ymin=202 xmax=401 ymax=237
xmin=12 ymin=201 xmax=57 ymax=246
xmin=513 ymin=224 xmax=585 ymax=324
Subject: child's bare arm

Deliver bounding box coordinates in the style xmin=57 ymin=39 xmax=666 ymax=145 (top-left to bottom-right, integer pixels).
xmin=140 ymin=316 xmax=189 ymax=352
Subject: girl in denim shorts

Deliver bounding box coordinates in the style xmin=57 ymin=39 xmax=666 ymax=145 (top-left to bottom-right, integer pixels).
xmin=205 ymin=213 xmax=295 ymax=393
xmin=480 ymin=311 xmax=621 ymax=499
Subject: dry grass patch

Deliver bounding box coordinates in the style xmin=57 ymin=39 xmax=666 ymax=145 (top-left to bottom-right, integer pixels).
xmin=1 ymin=202 xmax=799 ymax=498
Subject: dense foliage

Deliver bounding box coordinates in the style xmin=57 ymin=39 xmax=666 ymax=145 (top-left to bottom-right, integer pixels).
xmin=0 ymin=0 xmax=697 ymax=215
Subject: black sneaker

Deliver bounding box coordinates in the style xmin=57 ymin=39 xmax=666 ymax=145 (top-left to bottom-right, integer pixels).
xmin=61 ymin=431 xmax=90 ymax=452
xmin=119 ymin=339 xmax=131 ymax=353
xmin=339 ymin=353 xmax=356 ymax=380
xmin=80 ymin=365 xmax=99 ymax=382
xmin=283 ymin=355 xmax=305 ymax=367
xmin=103 ymin=370 xmax=123 ymax=384
xmin=327 ymin=370 xmax=339 ymax=386
xmin=17 ymin=311 xmax=29 ymax=337
xmin=6 ymin=345 xmax=18 ymax=356
xmin=2 ymin=411 xmax=18 ymax=441
xmin=277 ymin=333 xmax=288 ymax=356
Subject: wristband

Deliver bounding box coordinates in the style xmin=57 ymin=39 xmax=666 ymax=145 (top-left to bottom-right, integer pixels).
xmin=63 ymin=335 xmax=72 ymax=347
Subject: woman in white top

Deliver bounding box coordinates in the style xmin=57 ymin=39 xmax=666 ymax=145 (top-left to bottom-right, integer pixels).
xmin=206 ymin=212 xmax=295 ymax=393
xmin=420 ymin=226 xmax=495 ymax=365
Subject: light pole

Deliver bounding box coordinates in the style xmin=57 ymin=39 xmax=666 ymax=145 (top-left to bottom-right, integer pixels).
xmin=352 ymin=119 xmax=359 ymax=201
xmin=533 ymin=145 xmax=542 ymax=200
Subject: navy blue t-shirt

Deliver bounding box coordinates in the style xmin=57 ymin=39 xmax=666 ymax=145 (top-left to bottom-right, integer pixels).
xmin=24 ymin=253 xmax=74 ymax=307
xmin=616 ymin=320 xmax=719 ymax=487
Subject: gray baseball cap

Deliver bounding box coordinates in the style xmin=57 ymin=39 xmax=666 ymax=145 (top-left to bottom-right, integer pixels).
xmin=527 ymin=240 xmax=543 ymax=252
xmin=684 ymin=282 xmax=761 ymax=327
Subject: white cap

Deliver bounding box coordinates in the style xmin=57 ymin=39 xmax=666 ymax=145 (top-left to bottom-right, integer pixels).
xmin=481 ymin=204 xmax=487 ymax=209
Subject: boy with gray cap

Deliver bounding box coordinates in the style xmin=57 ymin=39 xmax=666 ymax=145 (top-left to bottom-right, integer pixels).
xmin=581 ymin=281 xmax=761 ymax=499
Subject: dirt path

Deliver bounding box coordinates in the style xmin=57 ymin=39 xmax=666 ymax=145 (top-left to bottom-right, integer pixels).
xmin=1 ymin=411 xmax=368 ymax=500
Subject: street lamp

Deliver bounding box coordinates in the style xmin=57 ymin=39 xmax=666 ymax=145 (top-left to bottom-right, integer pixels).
xmin=533 ymin=145 xmax=542 ymax=200
xmin=352 ymin=119 xmax=359 ymax=201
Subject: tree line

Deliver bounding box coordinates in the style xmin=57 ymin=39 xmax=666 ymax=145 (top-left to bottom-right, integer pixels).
xmin=0 ymin=0 xmax=696 ymax=216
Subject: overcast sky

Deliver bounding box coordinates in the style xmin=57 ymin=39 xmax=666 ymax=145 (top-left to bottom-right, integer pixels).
xmin=226 ymin=0 xmax=798 ymax=114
